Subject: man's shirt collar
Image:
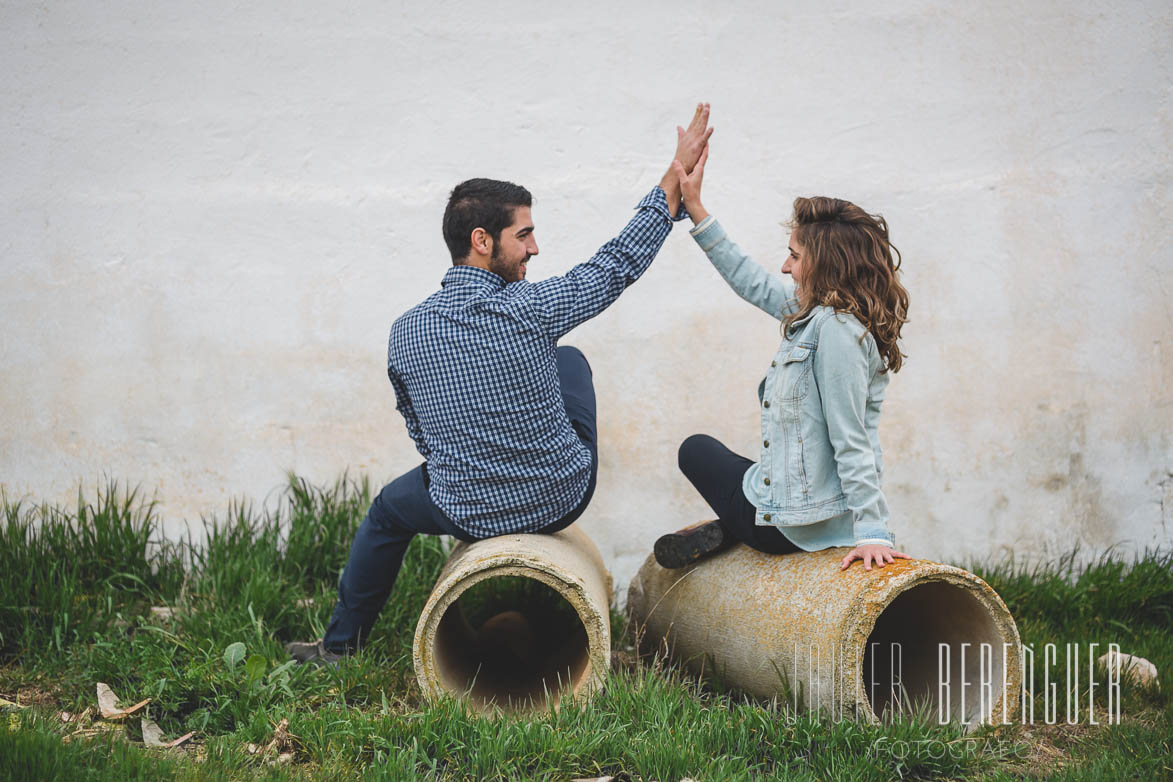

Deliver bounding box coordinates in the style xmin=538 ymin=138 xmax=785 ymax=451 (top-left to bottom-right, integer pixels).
xmin=441 ymin=264 xmax=509 ymax=290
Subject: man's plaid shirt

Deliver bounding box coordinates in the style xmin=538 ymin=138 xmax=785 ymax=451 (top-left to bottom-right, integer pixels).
xmin=387 ymin=187 xmax=681 ymax=537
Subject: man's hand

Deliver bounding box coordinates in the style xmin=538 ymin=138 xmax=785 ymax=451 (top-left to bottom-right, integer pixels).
xmin=839 ymin=544 xmax=911 ymax=572
xmin=675 ymin=102 xmax=713 ymax=174
xmin=660 ymin=103 xmax=713 ymax=217
xmin=672 ymin=144 xmax=709 ymax=225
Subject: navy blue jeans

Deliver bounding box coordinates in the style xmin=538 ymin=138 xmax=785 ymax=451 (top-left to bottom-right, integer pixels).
xmin=324 ymin=346 xmax=598 ymax=653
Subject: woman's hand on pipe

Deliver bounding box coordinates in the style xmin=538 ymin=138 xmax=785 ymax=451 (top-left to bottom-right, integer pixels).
xmin=839 ymin=544 xmax=911 ymax=572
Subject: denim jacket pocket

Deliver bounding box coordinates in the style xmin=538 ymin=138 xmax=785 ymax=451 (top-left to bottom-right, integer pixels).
xmin=778 ymin=344 xmax=814 ymax=404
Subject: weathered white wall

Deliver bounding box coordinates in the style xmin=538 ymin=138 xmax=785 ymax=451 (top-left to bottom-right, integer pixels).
xmin=2 ymin=1 xmax=1170 ymax=591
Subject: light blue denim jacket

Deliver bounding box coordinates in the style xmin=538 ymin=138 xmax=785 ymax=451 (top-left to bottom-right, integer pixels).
xmin=690 ymin=216 xmax=895 ymax=551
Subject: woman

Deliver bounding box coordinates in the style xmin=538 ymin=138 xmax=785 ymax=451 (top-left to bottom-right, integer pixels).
xmin=656 ymin=149 xmax=910 ymax=572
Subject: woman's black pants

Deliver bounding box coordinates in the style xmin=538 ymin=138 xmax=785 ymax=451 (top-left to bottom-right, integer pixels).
xmin=677 ymin=433 xmax=800 ymax=555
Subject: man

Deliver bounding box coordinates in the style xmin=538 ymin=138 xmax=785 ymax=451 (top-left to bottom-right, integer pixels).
xmin=286 ymin=104 xmax=713 ymax=665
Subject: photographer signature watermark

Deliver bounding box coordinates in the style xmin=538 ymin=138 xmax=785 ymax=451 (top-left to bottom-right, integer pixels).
xmin=783 ymin=641 xmax=1129 ymax=725
xmin=868 ymin=737 xmax=1031 ymax=761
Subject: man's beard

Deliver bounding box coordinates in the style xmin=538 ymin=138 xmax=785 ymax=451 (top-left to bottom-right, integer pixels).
xmin=489 ymin=246 xmax=522 ymax=282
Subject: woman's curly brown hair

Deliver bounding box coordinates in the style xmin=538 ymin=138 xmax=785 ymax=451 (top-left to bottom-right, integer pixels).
xmin=786 ymin=196 xmax=910 ymax=373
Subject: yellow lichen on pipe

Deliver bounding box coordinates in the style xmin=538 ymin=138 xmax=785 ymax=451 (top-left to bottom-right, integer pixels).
xmin=413 ymin=525 xmax=612 ymax=713
xmin=628 ymin=546 xmax=1022 ymax=727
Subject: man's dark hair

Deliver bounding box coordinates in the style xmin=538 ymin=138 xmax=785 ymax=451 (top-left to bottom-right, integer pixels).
xmin=442 ymin=178 xmax=532 ymax=262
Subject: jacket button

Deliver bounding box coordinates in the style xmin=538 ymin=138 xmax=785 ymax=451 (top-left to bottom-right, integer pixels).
xmin=763 ymin=478 xmax=771 ymax=486
xmin=763 ymin=513 xmax=771 ymax=521
xmin=763 ymin=401 xmax=770 ymax=408
xmin=771 ymin=361 xmax=777 ymax=367
xmin=763 ymin=440 xmax=769 ymax=447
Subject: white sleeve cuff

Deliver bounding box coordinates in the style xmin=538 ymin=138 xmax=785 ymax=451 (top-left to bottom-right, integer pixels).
xmin=688 ymin=215 xmax=716 ymax=236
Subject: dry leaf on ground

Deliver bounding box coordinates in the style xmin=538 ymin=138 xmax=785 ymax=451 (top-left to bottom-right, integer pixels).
xmin=71 ymin=707 xmax=93 ymax=726
xmin=245 ymin=718 xmax=298 ymax=764
xmin=62 ymin=722 xmax=124 ymax=743
xmin=61 ymin=707 xmax=93 ymax=725
xmin=141 ymin=716 xmax=195 ymax=748
xmin=96 ymin=683 xmax=150 ymax=720
xmin=141 ymin=716 xmax=166 ymax=746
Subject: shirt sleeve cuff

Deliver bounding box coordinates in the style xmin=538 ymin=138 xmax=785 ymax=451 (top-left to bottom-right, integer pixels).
xmin=688 ymin=215 xmax=725 ymax=251
xmin=637 ymin=187 xmax=676 ymax=222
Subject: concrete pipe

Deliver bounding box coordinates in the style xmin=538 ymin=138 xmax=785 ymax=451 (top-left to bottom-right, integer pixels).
xmin=413 ymin=525 xmax=613 ymax=713
xmin=627 ymin=546 xmax=1022 ymax=727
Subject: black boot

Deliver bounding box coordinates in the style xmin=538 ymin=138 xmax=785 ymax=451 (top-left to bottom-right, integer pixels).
xmin=654 ymin=520 xmax=730 ymax=569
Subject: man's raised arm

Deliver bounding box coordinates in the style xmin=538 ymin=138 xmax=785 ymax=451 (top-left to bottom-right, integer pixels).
xmin=530 ymin=104 xmax=713 ymax=339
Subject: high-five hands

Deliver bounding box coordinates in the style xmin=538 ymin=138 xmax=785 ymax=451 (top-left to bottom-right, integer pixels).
xmin=675 ymin=103 xmax=713 ymax=175
xmin=672 ymin=144 xmax=709 ymax=225
xmin=660 ymin=103 xmax=713 ymax=217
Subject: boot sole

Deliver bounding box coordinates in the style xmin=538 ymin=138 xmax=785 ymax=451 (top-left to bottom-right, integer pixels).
xmin=654 ymin=523 xmax=726 ymax=569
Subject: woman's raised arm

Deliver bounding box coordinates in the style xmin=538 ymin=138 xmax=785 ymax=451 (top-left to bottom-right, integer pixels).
xmin=673 ymin=151 xmax=799 ymax=320
xmin=689 ymin=218 xmax=799 ymax=320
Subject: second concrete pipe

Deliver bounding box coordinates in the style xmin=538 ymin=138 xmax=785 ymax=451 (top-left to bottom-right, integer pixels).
xmin=628 ymin=546 xmax=1022 ymax=726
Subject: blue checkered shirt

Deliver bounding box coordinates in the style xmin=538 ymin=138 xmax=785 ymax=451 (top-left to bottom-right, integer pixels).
xmin=388 ymin=187 xmax=680 ymax=537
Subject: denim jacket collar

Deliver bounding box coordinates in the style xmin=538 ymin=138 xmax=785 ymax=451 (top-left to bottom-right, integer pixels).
xmin=784 ymin=305 xmax=821 ymax=338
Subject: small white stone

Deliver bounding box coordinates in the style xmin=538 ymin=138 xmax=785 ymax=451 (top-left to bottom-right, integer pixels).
xmin=1098 ymin=650 xmax=1159 ymax=687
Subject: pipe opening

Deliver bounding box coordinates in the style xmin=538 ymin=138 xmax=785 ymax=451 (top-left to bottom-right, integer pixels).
xmin=432 ymin=574 xmax=592 ymax=712
xmin=863 ymin=581 xmax=1009 ymax=723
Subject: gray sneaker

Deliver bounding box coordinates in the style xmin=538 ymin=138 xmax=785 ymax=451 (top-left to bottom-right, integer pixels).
xmin=284 ymin=639 xmax=345 ymax=669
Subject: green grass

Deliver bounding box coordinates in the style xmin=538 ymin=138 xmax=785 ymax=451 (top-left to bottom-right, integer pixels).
xmin=1 ymin=478 xmax=1170 ymax=780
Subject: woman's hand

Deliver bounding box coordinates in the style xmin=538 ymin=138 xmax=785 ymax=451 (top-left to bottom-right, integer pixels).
xmin=839 ymin=544 xmax=910 ymax=572
xmin=671 ymin=143 xmax=710 ymax=225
